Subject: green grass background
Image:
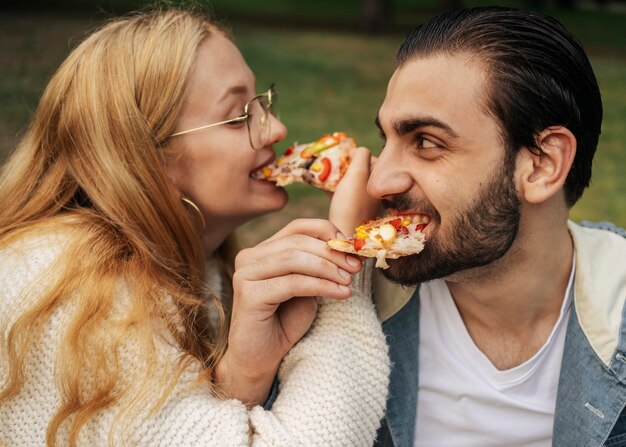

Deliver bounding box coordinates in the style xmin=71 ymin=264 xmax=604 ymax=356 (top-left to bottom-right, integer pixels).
xmin=1 ymin=2 xmax=624 ymax=244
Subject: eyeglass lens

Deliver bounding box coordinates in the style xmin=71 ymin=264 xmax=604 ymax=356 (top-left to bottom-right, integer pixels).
xmin=247 ymin=95 xmax=272 ymax=150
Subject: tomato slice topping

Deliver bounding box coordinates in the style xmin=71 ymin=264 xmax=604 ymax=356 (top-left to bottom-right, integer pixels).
xmin=353 ymin=238 xmax=365 ymax=251
xmin=388 ymin=218 xmax=402 ymax=230
xmin=318 ymin=158 xmax=332 ymax=182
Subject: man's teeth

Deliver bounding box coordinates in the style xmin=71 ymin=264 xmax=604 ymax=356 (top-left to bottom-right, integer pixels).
xmin=402 ymin=214 xmax=430 ymax=226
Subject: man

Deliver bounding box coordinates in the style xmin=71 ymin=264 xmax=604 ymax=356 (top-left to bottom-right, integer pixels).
xmin=369 ymin=7 xmax=626 ymax=447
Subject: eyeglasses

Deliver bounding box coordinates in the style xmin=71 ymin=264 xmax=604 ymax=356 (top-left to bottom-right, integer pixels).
xmin=169 ymin=84 xmax=276 ymax=150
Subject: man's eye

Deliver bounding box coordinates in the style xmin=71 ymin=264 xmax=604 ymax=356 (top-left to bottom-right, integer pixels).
xmin=417 ymin=136 xmax=439 ymax=149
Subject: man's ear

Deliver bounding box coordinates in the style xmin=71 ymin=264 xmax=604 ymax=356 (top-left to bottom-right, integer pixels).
xmin=516 ymin=126 xmax=576 ymax=204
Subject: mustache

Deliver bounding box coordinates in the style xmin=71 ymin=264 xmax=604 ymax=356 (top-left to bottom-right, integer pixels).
xmin=382 ymin=195 xmax=439 ymax=218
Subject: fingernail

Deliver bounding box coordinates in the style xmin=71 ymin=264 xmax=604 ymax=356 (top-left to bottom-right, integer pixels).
xmin=338 ymin=268 xmax=351 ymax=280
xmin=338 ymin=284 xmax=350 ymax=293
xmin=336 ymin=232 xmax=347 ymax=240
xmin=346 ymin=256 xmax=361 ymax=267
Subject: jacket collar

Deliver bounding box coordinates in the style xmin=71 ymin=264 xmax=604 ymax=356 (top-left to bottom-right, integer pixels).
xmin=373 ymin=272 xmax=416 ymax=322
xmin=568 ymin=221 xmax=626 ymax=366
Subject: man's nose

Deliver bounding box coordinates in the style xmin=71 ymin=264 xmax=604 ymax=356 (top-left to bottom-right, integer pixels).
xmin=367 ymin=147 xmax=413 ymax=200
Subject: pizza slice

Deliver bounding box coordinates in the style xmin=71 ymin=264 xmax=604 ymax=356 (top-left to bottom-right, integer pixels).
xmin=251 ymin=131 xmax=356 ymax=192
xmin=328 ymin=215 xmax=427 ymax=269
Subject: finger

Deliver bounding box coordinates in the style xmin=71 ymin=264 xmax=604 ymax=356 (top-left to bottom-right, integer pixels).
xmin=235 ymin=234 xmax=362 ymax=273
xmin=329 ymin=147 xmax=379 ymax=235
xmin=238 ymin=274 xmax=352 ymax=306
xmin=258 ymin=218 xmax=344 ymax=245
xmin=235 ymin=247 xmax=358 ymax=284
xmin=318 ymin=148 xmax=372 ymax=200
xmin=345 ymin=146 xmax=372 ymax=179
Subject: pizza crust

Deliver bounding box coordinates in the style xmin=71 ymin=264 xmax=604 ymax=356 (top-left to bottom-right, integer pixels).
xmin=327 ymin=239 xmax=393 ymax=258
xmin=328 ymin=238 xmax=424 ymax=269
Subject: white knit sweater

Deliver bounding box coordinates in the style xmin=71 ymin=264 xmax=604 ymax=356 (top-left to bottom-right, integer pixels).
xmin=0 ymin=231 xmax=389 ymax=446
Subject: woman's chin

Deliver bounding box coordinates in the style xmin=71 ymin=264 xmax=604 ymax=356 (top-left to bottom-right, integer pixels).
xmin=249 ymin=181 xmax=289 ymax=213
xmin=266 ymin=187 xmax=289 ymax=211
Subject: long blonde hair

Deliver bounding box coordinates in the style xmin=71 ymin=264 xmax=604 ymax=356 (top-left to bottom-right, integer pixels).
xmin=0 ymin=7 xmax=230 ymax=445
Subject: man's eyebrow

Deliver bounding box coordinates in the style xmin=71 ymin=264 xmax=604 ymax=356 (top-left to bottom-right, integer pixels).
xmin=394 ymin=116 xmax=459 ymax=139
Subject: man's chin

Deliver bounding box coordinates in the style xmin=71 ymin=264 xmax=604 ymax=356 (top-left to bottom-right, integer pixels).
xmin=380 ymin=256 xmax=427 ymax=287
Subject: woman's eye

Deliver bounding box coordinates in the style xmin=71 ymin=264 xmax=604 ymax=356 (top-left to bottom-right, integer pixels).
xmin=226 ymin=116 xmax=246 ymax=127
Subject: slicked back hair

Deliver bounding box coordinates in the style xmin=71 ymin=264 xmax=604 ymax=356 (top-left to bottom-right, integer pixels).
xmin=396 ymin=7 xmax=602 ymax=206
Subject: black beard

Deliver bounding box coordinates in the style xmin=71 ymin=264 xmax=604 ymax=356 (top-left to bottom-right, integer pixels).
xmin=382 ymin=154 xmax=521 ymax=286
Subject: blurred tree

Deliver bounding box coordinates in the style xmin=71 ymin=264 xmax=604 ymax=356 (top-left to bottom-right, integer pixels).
xmin=362 ymin=0 xmax=394 ymax=32
xmin=555 ymin=0 xmax=576 ymax=9
xmin=441 ymin=0 xmax=463 ymax=10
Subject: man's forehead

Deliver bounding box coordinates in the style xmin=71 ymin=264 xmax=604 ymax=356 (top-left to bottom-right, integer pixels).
xmin=379 ymin=53 xmax=490 ymax=126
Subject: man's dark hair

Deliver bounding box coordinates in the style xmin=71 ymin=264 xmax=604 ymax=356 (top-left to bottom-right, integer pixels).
xmin=397 ymin=7 xmax=602 ymax=206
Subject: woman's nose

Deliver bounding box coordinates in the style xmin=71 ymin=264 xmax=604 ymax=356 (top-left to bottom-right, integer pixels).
xmin=268 ymin=113 xmax=287 ymax=146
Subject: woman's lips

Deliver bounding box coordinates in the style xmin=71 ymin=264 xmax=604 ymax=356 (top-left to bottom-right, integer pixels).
xmin=250 ymin=155 xmax=276 ymax=177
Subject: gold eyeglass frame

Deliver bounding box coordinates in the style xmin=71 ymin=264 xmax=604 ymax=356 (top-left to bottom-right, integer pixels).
xmin=168 ymin=84 xmax=276 ymax=150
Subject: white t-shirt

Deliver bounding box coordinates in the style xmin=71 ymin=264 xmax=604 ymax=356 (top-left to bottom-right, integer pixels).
xmin=414 ymin=260 xmax=575 ymax=447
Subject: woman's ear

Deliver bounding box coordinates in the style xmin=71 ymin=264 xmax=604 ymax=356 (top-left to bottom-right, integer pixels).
xmin=517 ymin=126 xmax=576 ymax=204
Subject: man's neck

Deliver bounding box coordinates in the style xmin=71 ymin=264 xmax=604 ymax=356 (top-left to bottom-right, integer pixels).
xmin=446 ymin=218 xmax=574 ymax=370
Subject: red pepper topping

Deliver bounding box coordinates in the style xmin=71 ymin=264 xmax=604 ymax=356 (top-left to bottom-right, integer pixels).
xmin=415 ymin=223 xmax=426 ymax=232
xmin=388 ymin=218 xmax=403 ymax=230
xmin=318 ymin=158 xmax=332 ymax=182
xmin=353 ymin=238 xmax=365 ymax=251
xmin=284 ymin=146 xmax=294 ymax=156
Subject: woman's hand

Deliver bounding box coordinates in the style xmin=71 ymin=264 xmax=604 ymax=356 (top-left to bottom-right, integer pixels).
xmin=214 ymin=219 xmax=362 ymax=407
xmin=329 ymin=147 xmax=382 ymax=236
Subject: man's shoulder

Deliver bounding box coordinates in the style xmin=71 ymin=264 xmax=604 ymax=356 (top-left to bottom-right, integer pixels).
xmin=577 ymin=220 xmax=626 ymax=238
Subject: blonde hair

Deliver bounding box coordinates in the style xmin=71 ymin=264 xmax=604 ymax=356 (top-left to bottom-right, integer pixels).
xmin=0 ymin=7 xmax=231 ymax=445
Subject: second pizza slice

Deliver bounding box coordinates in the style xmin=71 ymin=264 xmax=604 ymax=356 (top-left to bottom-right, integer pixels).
xmin=251 ymin=131 xmax=356 ymax=192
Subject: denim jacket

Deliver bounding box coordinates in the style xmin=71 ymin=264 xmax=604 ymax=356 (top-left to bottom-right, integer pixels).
xmin=374 ymin=221 xmax=626 ymax=447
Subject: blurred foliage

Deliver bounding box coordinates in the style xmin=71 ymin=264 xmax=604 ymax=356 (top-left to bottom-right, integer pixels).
xmin=0 ymin=1 xmax=624 ymax=236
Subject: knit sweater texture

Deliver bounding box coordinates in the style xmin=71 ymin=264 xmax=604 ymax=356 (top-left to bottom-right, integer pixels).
xmin=0 ymin=231 xmax=390 ymax=446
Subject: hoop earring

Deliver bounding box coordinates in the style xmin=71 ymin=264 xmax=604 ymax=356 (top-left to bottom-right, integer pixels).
xmin=181 ymin=197 xmax=206 ymax=231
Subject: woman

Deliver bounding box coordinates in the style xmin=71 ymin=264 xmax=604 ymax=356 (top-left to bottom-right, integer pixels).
xmin=0 ymin=7 xmax=388 ymax=447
